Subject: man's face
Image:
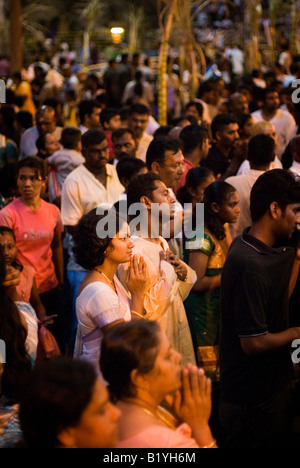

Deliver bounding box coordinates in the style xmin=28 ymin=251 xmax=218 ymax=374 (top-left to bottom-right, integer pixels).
xmin=230 ymin=94 xmax=249 ymax=115
xmin=185 ymin=105 xmax=201 ymax=122
xmin=264 ymin=92 xmax=280 ymax=112
xmin=107 ymin=115 xmax=121 ymax=132
xmin=86 ymin=107 xmax=101 ymax=129
xmin=264 ymin=125 xmax=278 ymax=149
xmin=44 ymin=133 xmax=60 ymax=156
xmin=113 ymin=132 xmax=136 ymax=159
xmin=67 ymin=379 xmax=120 ymax=448
xmin=216 ymin=123 xmax=240 ymax=149
xmin=128 ymin=113 xmax=149 ymax=139
xmin=147 ymin=180 xmax=176 ymax=232
xmin=277 ymin=203 xmax=300 ymax=240
xmin=200 ymin=138 xmax=211 ymax=159
xmin=83 ymin=139 xmax=109 ymax=171
xmin=155 ymin=149 xmax=186 ymax=189
xmin=36 ymin=110 xmax=56 ymax=136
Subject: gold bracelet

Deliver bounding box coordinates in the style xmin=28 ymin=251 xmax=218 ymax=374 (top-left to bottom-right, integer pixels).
xmin=201 ymin=438 xmax=217 ymax=448
xmin=131 ymin=310 xmax=145 ymax=319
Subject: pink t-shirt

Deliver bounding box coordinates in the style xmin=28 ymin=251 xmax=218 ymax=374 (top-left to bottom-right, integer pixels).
xmin=0 ymin=198 xmax=63 ymax=293
xmin=16 ymin=264 xmax=35 ymax=302
xmin=173 ymin=159 xmax=195 ymax=195
xmin=115 ymin=423 xmax=199 ymax=449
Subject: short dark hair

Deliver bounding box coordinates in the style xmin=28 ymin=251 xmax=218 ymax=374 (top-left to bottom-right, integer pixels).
xmin=289 ymin=135 xmax=300 ymax=155
xmin=16 ymin=111 xmax=33 ymax=130
xmin=116 ymin=156 xmax=146 ymax=181
xmin=72 ymin=207 xmax=126 ymax=270
xmin=18 ymin=156 xmax=46 ymax=180
xmin=146 ymin=136 xmax=181 ymax=170
xmin=247 ymin=133 xmax=275 ymax=167
xmin=100 ymin=320 xmax=161 ymax=400
xmin=172 ymin=115 xmax=198 ymax=126
xmin=12 ymin=70 xmax=22 ymax=81
xmin=100 ymin=108 xmax=120 ymax=127
xmin=237 ymin=112 xmax=252 ymax=128
xmin=197 ymin=78 xmax=219 ymax=99
xmin=36 ymin=134 xmax=47 ymax=153
xmin=176 ymin=166 xmax=214 ymax=206
xmin=19 ymin=358 xmax=97 ymax=448
xmin=81 ymin=128 xmax=106 ymax=149
xmin=0 ymin=225 xmax=15 ymax=241
xmin=129 ymin=103 xmax=150 ymax=116
xmin=153 ymin=125 xmax=172 ymax=137
xmin=262 ymin=87 xmax=279 ymax=101
xmin=179 ymin=125 xmax=209 ymax=153
xmin=127 ymin=172 xmax=162 ymax=208
xmin=250 ymin=169 xmax=300 ymax=222
xmin=211 ymin=114 xmax=238 ymax=140
xmin=185 ymin=100 xmax=203 ymax=118
xmin=111 ymin=127 xmax=135 ymax=142
xmin=78 ymin=99 xmax=101 ymax=124
xmin=60 ymin=126 xmax=82 ymax=150
xmin=86 ymin=73 xmax=99 ymax=85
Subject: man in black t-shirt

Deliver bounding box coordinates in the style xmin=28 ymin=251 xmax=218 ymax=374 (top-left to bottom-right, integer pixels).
xmin=219 ymin=169 xmax=300 ymax=448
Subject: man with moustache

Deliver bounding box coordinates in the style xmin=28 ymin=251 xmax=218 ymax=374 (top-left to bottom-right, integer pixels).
xmin=251 ymin=87 xmax=297 ymax=160
xmin=128 ymin=103 xmax=153 ymax=162
xmin=20 ymin=105 xmax=62 ymax=158
xmin=145 ymin=136 xmax=186 ymax=259
xmin=117 ymin=172 xmax=197 ymax=366
xmin=202 ymin=114 xmax=241 ymax=179
xmin=110 ymin=127 xmax=137 ymax=166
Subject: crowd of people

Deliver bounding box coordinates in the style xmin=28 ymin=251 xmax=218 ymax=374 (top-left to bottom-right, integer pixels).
xmin=0 ymin=49 xmax=300 ymax=449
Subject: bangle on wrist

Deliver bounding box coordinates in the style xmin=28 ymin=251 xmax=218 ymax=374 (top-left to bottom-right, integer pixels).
xmin=131 ymin=310 xmax=145 ymax=319
xmin=201 ymin=438 xmax=217 ymax=448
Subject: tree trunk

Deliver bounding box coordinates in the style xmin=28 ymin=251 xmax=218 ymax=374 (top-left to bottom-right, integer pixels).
xmin=242 ymin=0 xmax=261 ymax=72
xmin=9 ymin=0 xmax=23 ymax=72
xmin=158 ymin=0 xmax=176 ymax=126
xmin=83 ymin=30 xmax=90 ymax=65
xmin=158 ymin=40 xmax=169 ymax=126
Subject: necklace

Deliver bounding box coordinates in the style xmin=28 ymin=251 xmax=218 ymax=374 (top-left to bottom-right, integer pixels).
xmin=93 ymin=267 xmax=115 ymax=287
xmin=121 ymin=399 xmax=178 ymax=429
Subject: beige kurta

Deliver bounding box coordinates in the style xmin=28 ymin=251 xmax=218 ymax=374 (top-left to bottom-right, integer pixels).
xmin=117 ymin=236 xmax=197 ymax=366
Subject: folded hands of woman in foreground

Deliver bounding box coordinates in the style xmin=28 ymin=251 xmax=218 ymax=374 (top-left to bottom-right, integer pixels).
xmin=100 ymin=320 xmax=217 ymax=449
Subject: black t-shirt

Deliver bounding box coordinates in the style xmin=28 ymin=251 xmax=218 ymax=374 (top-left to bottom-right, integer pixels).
xmin=220 ymin=229 xmax=296 ymax=404
xmin=201 ymin=145 xmax=231 ymax=177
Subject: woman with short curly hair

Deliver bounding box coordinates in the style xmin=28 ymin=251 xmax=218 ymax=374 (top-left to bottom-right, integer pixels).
xmin=72 ymin=207 xmax=147 ymax=377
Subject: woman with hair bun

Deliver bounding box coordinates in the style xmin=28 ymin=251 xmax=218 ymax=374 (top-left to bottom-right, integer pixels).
xmin=72 ymin=207 xmax=147 ymax=377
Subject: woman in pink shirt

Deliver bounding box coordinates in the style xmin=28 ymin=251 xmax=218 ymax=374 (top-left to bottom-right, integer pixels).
xmin=0 ymin=157 xmax=64 ymax=349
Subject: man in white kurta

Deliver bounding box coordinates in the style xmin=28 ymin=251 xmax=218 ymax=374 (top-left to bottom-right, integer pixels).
xmin=117 ymin=172 xmax=197 ymax=366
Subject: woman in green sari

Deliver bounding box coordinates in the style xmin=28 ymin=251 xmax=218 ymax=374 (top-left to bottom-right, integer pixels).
xmin=184 ymin=181 xmax=240 ymax=368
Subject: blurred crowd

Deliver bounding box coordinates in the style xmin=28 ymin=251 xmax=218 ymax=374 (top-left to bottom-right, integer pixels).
xmin=0 ymin=45 xmax=300 ymax=449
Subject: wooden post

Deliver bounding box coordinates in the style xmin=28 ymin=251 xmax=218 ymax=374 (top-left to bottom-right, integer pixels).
xmin=9 ymin=0 xmax=23 ymax=73
xmin=157 ymin=0 xmax=177 ymax=126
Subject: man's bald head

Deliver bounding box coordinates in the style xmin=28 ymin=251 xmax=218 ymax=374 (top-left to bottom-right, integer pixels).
xmin=36 ymin=105 xmax=57 ymax=135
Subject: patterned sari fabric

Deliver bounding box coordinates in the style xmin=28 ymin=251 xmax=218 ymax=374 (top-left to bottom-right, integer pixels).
xmin=184 ymin=230 xmax=227 ymax=379
xmin=0 ymin=397 xmax=22 ymax=448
